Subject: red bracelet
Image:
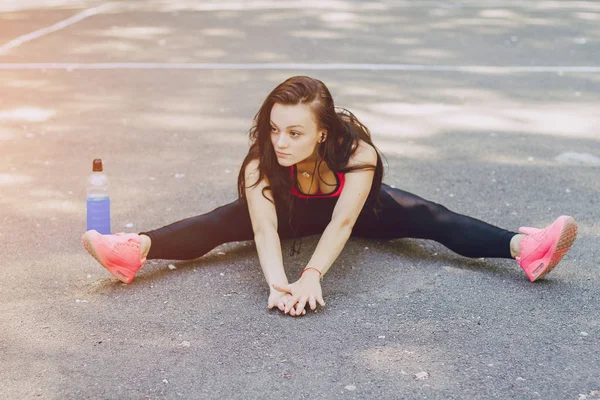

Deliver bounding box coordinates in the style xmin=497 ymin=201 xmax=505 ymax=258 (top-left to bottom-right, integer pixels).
xmin=301 ymin=267 xmax=322 ymax=279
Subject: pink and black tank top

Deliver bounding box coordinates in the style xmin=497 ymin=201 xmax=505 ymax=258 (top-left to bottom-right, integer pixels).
xmin=290 ymin=164 xmax=345 ymax=199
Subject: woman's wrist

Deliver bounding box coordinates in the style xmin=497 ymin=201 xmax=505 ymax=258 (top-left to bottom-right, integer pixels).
xmin=269 ymin=279 xmax=288 ymax=290
xmin=301 ymin=267 xmax=323 ymax=281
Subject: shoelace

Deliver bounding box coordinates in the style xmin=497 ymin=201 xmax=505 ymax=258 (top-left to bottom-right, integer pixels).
xmin=114 ymin=238 xmax=139 ymax=249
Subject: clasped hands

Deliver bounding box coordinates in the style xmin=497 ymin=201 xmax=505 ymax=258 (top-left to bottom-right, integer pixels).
xmin=267 ymin=272 xmax=326 ymax=317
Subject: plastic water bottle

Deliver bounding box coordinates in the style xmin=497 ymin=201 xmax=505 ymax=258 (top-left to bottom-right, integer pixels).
xmin=86 ymin=158 xmax=111 ymax=234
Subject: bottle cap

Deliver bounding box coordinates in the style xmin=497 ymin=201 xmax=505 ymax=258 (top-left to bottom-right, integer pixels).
xmin=92 ymin=159 xmax=103 ymax=172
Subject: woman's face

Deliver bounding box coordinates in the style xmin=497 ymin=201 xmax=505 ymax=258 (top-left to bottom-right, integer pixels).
xmin=269 ymin=102 xmax=324 ymax=167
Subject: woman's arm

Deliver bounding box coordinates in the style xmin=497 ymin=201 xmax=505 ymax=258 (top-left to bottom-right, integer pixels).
xmin=274 ymin=142 xmax=378 ymax=314
xmin=244 ymin=159 xmax=288 ymax=288
xmin=254 ymin=232 xmax=288 ymax=287
xmin=305 ymin=141 xmax=377 ymax=278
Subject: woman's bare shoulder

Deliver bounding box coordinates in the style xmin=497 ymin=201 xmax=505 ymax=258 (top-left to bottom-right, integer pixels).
xmin=244 ymin=159 xmax=271 ymax=188
xmin=244 ymin=158 xmax=261 ymax=178
xmin=347 ymin=139 xmax=377 ymax=168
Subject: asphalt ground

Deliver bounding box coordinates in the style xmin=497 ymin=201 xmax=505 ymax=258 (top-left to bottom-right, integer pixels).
xmin=1 ymin=1 xmax=599 ymax=399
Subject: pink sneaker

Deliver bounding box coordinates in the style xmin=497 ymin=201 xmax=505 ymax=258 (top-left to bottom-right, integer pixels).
xmin=81 ymin=230 xmax=146 ymax=283
xmin=516 ymin=215 xmax=578 ymax=282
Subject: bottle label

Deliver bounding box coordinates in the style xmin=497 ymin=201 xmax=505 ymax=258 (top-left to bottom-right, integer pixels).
xmin=87 ymin=197 xmax=111 ymax=234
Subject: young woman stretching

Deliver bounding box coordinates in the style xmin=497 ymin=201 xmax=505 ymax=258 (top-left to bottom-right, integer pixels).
xmin=82 ymin=76 xmax=578 ymax=317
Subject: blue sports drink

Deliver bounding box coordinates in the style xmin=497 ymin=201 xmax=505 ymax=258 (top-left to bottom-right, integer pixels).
xmin=86 ymin=159 xmax=111 ymax=234
xmin=86 ymin=196 xmax=111 ymax=234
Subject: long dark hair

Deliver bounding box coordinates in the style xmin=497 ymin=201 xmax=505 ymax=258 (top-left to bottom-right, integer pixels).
xmin=237 ymin=76 xmax=385 ymax=215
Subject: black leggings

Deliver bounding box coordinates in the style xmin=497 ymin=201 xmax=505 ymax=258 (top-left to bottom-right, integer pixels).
xmin=140 ymin=184 xmax=517 ymax=261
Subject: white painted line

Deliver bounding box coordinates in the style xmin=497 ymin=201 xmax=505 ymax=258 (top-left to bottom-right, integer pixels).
xmin=0 ymin=63 xmax=599 ymax=73
xmin=0 ymin=3 xmax=115 ymax=55
xmin=109 ymin=0 xmax=600 ymax=12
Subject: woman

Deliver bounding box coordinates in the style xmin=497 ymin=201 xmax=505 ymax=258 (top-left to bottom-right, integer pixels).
xmin=82 ymin=76 xmax=578 ymax=317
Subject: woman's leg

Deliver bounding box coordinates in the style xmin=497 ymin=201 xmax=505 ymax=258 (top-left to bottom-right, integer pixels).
xmin=139 ymin=199 xmax=255 ymax=260
xmin=139 ymin=197 xmax=311 ymax=260
xmin=83 ymin=197 xmax=300 ymax=283
xmin=353 ymin=184 xmax=518 ymax=259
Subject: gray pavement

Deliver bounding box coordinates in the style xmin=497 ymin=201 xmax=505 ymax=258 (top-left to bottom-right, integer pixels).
xmin=0 ymin=1 xmax=599 ymax=399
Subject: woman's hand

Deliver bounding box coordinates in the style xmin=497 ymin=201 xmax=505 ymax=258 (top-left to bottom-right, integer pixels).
xmin=268 ymin=289 xmax=300 ymax=313
xmin=271 ymin=273 xmax=326 ymax=316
